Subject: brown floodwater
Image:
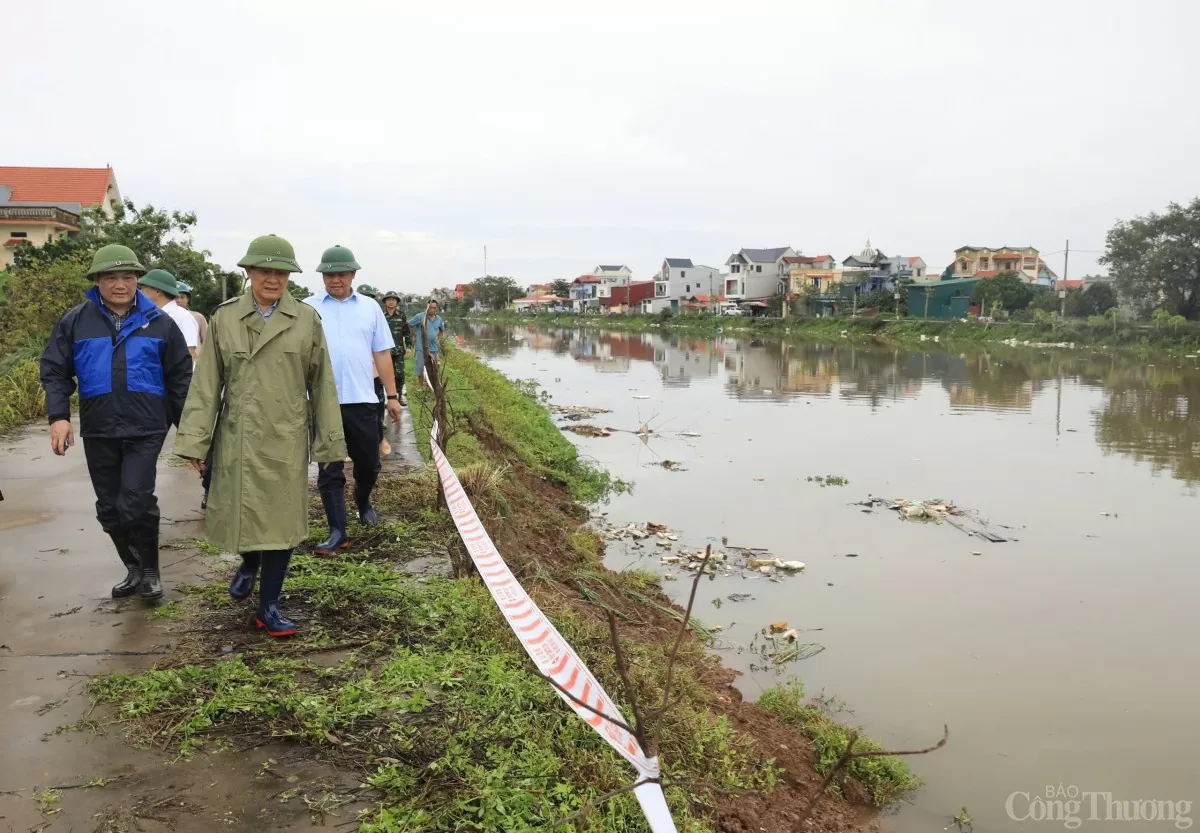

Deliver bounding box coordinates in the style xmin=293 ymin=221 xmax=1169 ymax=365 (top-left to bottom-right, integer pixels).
xmin=457 ymin=322 xmax=1200 ymax=833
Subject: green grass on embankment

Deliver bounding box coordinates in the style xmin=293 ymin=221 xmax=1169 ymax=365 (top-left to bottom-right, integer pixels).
xmin=461 ymin=311 xmax=1200 ymax=354
xmin=0 ymin=343 xmax=48 ymax=434
xmin=407 ymin=346 xmax=616 ymax=502
xmin=82 ymin=348 xmax=919 ymax=832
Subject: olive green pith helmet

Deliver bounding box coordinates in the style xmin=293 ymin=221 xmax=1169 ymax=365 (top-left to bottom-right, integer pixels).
xmin=381 ymin=291 xmax=401 ymax=302
xmin=87 ymin=244 xmax=146 ymax=277
xmin=357 ymin=284 xmax=379 ymax=298
xmin=237 ymin=234 xmax=302 ymax=273
xmin=317 ymin=245 xmax=361 ymax=274
xmin=138 ymin=269 xmax=181 ymax=297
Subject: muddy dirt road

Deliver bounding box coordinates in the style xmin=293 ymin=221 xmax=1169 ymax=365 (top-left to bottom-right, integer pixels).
xmin=0 ymin=415 xmax=423 ymax=832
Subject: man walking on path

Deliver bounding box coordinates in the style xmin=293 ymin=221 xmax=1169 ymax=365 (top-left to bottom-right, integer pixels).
xmin=175 ymin=234 xmax=345 ymax=638
xmin=382 ymin=291 xmax=411 ymax=406
xmin=136 ymin=269 xmax=200 ymax=362
xmin=410 ymin=298 xmax=445 ymax=387
xmin=39 ymin=244 xmax=193 ymax=603
xmin=304 ymin=246 xmax=401 ymax=555
xmin=175 ymin=281 xmax=208 ymax=356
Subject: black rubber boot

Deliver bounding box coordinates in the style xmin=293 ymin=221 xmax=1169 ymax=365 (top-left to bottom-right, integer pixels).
xmin=108 ymin=530 xmax=142 ymax=598
xmin=133 ymin=527 xmax=163 ymax=603
xmin=255 ymin=551 xmax=296 ymax=637
xmin=355 ymin=483 xmax=379 ymax=527
xmin=229 ymin=552 xmax=261 ymax=600
xmin=313 ymin=489 xmax=349 ymax=554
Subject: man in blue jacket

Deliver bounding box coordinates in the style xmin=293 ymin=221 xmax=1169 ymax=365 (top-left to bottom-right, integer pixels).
xmin=40 ymin=244 xmax=193 ymax=603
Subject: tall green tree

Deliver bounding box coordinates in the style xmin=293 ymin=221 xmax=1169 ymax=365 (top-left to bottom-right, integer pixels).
xmin=472 ymin=275 xmax=522 ymax=309
xmin=971 ymin=271 xmax=1036 ymax=312
xmin=549 ymin=278 xmax=572 ymax=298
xmin=1101 ymin=197 xmax=1200 ymax=319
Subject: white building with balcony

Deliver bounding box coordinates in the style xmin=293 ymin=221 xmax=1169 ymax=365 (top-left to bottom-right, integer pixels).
xmin=723 ymin=246 xmax=796 ymax=301
xmin=593 ymin=264 xmax=633 ymax=301
xmin=646 ymin=258 xmax=724 ymax=314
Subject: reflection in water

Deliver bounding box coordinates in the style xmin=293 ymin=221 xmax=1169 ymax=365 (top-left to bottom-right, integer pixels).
xmin=458 ymin=322 xmax=1200 ymax=486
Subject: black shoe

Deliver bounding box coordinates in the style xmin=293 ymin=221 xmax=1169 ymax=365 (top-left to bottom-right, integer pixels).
xmin=229 ymin=553 xmax=260 ymax=600
xmin=108 ymin=531 xmax=142 ymax=598
xmin=131 ymin=527 xmax=163 ymax=603
xmin=255 ymin=551 xmax=296 ymax=637
xmin=201 ymin=491 xmax=208 ymax=511
xmin=314 ymin=489 xmax=350 ymax=554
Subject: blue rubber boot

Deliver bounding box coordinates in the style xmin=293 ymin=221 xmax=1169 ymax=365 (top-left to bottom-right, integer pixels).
xmin=313 ymin=489 xmax=350 ymax=555
xmin=229 ymin=552 xmax=261 ymax=600
xmin=255 ymin=551 xmax=296 ymax=637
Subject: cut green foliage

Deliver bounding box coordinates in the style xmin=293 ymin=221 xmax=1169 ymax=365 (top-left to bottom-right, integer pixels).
xmin=90 ymin=569 xmax=776 ymax=832
xmin=758 ymin=680 xmax=921 ymax=806
xmin=34 ymin=787 xmax=61 ymax=813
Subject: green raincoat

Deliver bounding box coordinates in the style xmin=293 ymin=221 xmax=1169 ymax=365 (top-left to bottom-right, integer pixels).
xmin=174 ymin=291 xmax=346 ymax=552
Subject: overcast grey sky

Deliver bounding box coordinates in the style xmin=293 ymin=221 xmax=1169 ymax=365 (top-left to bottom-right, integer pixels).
xmin=9 ymin=0 xmax=1199 ymax=294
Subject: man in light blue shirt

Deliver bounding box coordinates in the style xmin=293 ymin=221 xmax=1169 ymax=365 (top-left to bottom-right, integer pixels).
xmin=303 ymin=245 xmax=401 ymax=554
xmin=410 ymin=298 xmax=446 ymax=387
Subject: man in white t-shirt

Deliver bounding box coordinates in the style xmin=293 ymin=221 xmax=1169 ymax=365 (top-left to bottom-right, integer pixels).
xmin=137 ymin=270 xmax=199 ymax=362
xmin=174 ymin=281 xmax=208 ymax=357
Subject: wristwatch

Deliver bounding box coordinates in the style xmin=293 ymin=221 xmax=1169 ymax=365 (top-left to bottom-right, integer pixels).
xmin=386 ymin=395 xmax=399 ymax=401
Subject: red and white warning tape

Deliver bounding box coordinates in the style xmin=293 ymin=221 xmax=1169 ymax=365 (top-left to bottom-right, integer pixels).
xmin=429 ymin=418 xmax=677 ymax=832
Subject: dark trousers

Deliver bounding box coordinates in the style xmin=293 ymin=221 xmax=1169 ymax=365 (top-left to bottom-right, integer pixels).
xmin=317 ymin=404 xmax=381 ymax=497
xmin=82 ymin=434 xmax=166 ymax=533
xmin=394 ymin=354 xmax=405 ymax=397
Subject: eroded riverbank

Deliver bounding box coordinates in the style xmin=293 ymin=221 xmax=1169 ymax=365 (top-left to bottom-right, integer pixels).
xmin=459 ymin=323 xmax=1200 ymax=833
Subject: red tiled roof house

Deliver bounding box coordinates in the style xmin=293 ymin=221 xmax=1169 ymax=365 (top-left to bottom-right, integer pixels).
xmin=0 ymin=166 xmax=122 ymax=269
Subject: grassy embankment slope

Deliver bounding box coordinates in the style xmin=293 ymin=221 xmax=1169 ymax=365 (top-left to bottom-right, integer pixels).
xmin=464 ymin=311 xmax=1200 ymax=354
xmin=71 ymin=348 xmax=918 ymax=832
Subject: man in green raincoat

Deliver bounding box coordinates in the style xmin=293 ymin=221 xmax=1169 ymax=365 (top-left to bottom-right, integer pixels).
xmin=174 ymin=234 xmax=346 ymax=637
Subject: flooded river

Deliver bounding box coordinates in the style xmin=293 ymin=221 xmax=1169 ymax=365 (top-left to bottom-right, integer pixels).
xmin=457 ymin=323 xmax=1200 ymax=832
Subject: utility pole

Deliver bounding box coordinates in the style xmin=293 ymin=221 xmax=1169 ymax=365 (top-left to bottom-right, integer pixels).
xmin=483 ymin=245 xmax=487 ymax=279
xmin=1059 ymin=239 xmax=1069 ymax=317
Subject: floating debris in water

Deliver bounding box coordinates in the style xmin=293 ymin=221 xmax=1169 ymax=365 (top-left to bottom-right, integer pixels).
xmin=562 ymin=424 xmax=612 ymax=437
xmin=807 ymin=474 xmax=849 ymax=487
xmin=550 ymin=404 xmax=611 ymax=418
xmin=855 ymin=496 xmax=1014 ymax=542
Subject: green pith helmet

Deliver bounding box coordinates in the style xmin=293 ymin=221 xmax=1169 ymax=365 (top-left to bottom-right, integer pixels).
xmin=237 ymin=234 xmax=302 ymax=273
xmin=176 ymin=280 xmax=192 ymax=296
xmin=317 ymin=244 xmax=361 ymax=274
xmin=357 ymin=284 xmax=379 ymax=298
xmin=87 ymin=244 xmax=146 ymax=277
xmin=381 ymin=290 xmax=400 ymax=302
xmin=138 ymin=269 xmax=181 ymax=298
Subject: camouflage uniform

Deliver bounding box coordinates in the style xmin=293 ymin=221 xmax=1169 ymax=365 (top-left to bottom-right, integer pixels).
xmin=382 ymin=293 xmax=411 ymax=399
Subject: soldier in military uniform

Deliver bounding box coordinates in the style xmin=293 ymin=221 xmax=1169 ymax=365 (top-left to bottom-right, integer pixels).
xmin=381 ymin=291 xmax=411 ymax=407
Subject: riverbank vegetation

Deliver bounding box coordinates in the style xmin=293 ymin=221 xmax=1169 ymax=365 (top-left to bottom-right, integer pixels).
xmin=460 ymin=308 xmax=1200 ymax=353
xmin=83 ymin=348 xmax=924 ymax=832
